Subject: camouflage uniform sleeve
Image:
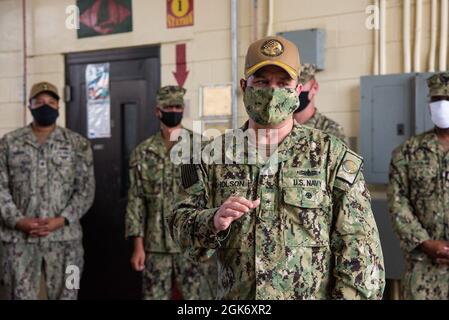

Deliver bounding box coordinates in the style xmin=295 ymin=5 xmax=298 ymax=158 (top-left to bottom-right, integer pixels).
xmin=325 ymin=119 xmax=346 ymax=144
xmin=168 ymin=163 xmax=227 ymax=253
xmin=60 ymin=138 xmax=95 ymax=224
xmin=125 ymin=149 xmax=146 ymax=238
xmin=333 ymin=123 xmax=347 ymax=143
xmin=330 ymin=147 xmax=385 ymax=300
xmin=0 ymin=136 xmax=25 ymax=229
xmin=387 ymin=146 xmax=430 ymax=253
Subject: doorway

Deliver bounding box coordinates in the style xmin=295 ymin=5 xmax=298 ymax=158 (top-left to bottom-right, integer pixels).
xmin=65 ymin=46 xmax=160 ymax=299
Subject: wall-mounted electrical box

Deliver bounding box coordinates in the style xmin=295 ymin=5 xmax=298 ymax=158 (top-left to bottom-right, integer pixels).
xmin=277 ymin=29 xmax=326 ymax=70
xmin=360 ymin=73 xmax=435 ymax=184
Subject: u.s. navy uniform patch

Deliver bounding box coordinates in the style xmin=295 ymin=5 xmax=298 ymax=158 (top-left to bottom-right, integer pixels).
xmin=181 ymin=164 xmax=199 ymax=189
xmin=336 ymin=150 xmax=363 ymax=186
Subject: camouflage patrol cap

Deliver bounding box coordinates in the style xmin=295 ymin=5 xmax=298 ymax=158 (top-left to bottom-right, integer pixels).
xmin=244 ymin=35 xmax=301 ymax=80
xmin=29 ymin=81 xmax=60 ymax=100
xmin=427 ymin=72 xmax=449 ymax=97
xmin=156 ymin=85 xmax=186 ymax=107
xmin=299 ymin=63 xmax=317 ymax=84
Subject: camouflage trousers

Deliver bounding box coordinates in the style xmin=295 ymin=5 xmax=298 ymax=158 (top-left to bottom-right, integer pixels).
xmin=143 ymin=252 xmax=216 ymax=300
xmin=0 ymin=241 xmax=84 ymax=300
xmin=401 ymin=253 xmax=449 ymax=300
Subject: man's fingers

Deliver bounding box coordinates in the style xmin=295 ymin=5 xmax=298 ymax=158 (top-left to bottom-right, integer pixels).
xmin=29 ymin=229 xmax=44 ymax=235
xmin=228 ymin=196 xmax=254 ymax=209
xmin=227 ymin=196 xmax=261 ymax=211
xmin=30 ymin=226 xmax=49 ymax=233
xmin=436 ymin=258 xmax=449 ymax=265
xmin=29 ymin=230 xmax=49 ymax=237
xmin=38 ymin=232 xmax=50 ymax=237
xmin=436 ymin=250 xmax=449 ymax=259
xmin=221 ymin=208 xmax=244 ymax=219
xmin=132 ymin=259 xmax=140 ymax=271
xmin=252 ymin=198 xmax=261 ymax=207
xmin=218 ymin=222 xmax=230 ymax=231
xmin=35 ymin=219 xmax=49 ymax=226
xmin=226 ymin=202 xmax=250 ymax=213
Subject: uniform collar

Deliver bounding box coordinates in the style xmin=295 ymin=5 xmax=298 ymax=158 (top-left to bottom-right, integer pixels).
xmin=222 ymin=121 xmax=304 ymax=167
xmin=146 ymin=131 xmax=166 ymax=157
xmin=303 ymin=108 xmax=320 ymax=127
xmin=147 ymin=127 xmax=190 ymax=158
xmin=22 ymin=124 xmax=66 ymax=148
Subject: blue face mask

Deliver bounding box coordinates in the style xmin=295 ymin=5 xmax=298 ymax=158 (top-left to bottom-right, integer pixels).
xmin=30 ymin=104 xmax=59 ymax=126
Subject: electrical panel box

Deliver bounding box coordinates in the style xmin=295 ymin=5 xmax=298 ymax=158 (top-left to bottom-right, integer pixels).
xmin=360 ymin=73 xmax=435 ymax=184
xmin=277 ymin=29 xmax=326 ymax=70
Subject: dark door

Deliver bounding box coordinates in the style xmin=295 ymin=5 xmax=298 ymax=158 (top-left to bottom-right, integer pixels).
xmin=66 ymin=47 xmax=160 ymax=299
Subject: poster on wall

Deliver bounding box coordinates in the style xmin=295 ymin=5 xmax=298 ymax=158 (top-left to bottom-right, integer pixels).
xmin=167 ymin=0 xmax=194 ymax=28
xmin=86 ymin=63 xmax=111 ymax=139
xmin=77 ymin=0 xmax=133 ymax=38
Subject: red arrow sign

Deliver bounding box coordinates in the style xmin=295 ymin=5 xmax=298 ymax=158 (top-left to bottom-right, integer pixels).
xmin=173 ymin=43 xmax=189 ymax=87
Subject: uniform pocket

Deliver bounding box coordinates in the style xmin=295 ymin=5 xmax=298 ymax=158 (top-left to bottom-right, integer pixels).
xmin=9 ymin=153 xmax=32 ymax=183
xmin=283 ymin=187 xmax=330 ymax=247
xmin=140 ymin=163 xmax=163 ymax=196
xmin=409 ymin=164 xmax=438 ymax=197
xmin=52 ymin=156 xmax=75 ymax=184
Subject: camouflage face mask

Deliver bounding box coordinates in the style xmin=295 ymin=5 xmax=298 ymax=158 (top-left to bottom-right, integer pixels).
xmin=243 ymin=87 xmax=299 ymax=125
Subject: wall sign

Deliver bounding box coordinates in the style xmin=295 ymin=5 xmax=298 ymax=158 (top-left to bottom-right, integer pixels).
xmin=77 ymin=0 xmax=132 ymax=38
xmin=167 ymin=0 xmax=194 ymax=28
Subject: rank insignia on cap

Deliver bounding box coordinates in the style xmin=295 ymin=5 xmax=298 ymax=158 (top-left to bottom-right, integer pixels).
xmin=261 ymin=39 xmax=284 ymax=57
xmin=43 ymin=84 xmax=48 ymax=90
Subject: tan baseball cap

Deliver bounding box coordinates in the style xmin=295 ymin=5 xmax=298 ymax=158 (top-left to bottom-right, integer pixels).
xmin=244 ymin=36 xmax=301 ymax=80
xmin=29 ymin=81 xmax=60 ymax=100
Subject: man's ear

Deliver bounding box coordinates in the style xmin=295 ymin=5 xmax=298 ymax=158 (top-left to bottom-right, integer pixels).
xmin=154 ymin=107 xmax=161 ymax=118
xmin=311 ymin=80 xmax=319 ymax=95
xmin=240 ymin=79 xmax=247 ymax=93
xmin=295 ymin=82 xmax=303 ymax=95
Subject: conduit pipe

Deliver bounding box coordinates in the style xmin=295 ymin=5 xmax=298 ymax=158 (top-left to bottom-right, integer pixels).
xmin=266 ymin=0 xmax=274 ymax=36
xmin=379 ymin=0 xmax=387 ymax=74
xmin=429 ymin=0 xmax=437 ymax=72
xmin=414 ymin=0 xmax=423 ymax=72
xmin=440 ymin=0 xmax=448 ymax=71
xmin=404 ymin=0 xmax=411 ymax=73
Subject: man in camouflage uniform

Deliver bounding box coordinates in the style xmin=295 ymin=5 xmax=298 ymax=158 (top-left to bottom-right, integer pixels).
xmin=388 ymin=72 xmax=449 ymax=300
xmin=293 ymin=64 xmax=346 ymax=142
xmin=125 ymin=85 xmax=215 ymax=300
xmin=168 ymin=36 xmax=385 ymax=300
xmin=0 ymin=82 xmax=95 ymax=299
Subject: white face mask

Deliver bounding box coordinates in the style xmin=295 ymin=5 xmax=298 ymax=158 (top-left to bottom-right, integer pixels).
xmin=429 ymin=100 xmax=449 ymax=129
